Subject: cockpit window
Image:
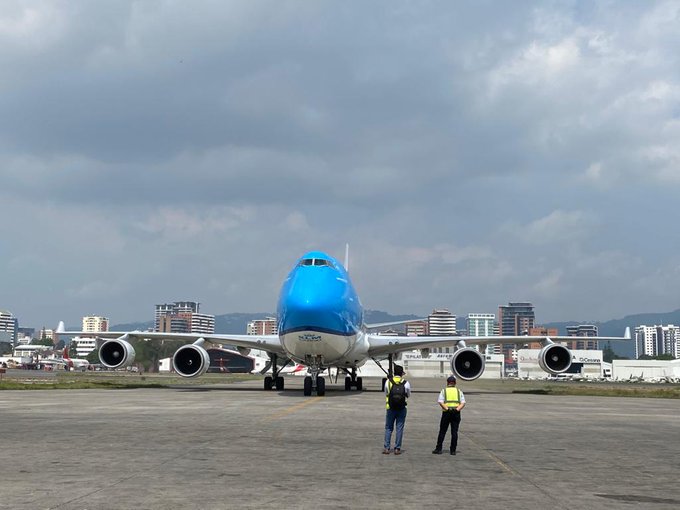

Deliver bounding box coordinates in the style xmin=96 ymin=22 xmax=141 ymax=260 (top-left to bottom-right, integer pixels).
xmin=298 ymin=258 xmax=334 ymax=268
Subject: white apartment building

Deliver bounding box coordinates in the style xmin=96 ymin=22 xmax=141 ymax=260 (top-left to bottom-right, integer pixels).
xmin=71 ymin=337 xmax=98 ymax=357
xmin=82 ymin=316 xmax=109 ymax=333
xmin=635 ymin=325 xmax=680 ymax=358
xmin=428 ymin=309 xmax=456 ymax=354
xmin=0 ymin=310 xmax=18 ymax=344
xmin=191 ymin=313 xmax=216 ymax=335
xmin=467 ymin=313 xmax=499 ymax=354
xmin=467 ymin=313 xmax=495 ymax=336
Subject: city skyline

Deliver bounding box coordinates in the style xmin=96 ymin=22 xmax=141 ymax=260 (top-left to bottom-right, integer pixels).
xmin=1 ymin=2 xmax=680 ymax=327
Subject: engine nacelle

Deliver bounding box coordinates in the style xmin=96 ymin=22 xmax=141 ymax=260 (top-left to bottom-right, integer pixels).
xmin=538 ymin=344 xmax=572 ymax=374
xmin=99 ymin=338 xmax=136 ymax=369
xmin=450 ymin=348 xmax=485 ymax=381
xmin=172 ymin=344 xmax=211 ymax=378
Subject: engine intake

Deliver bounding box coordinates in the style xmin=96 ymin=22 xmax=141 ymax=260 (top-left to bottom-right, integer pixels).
xmin=99 ymin=338 xmax=136 ymax=369
xmin=538 ymin=344 xmax=572 ymax=374
xmin=450 ymin=348 xmax=485 ymax=381
xmin=172 ymin=344 xmax=210 ymax=378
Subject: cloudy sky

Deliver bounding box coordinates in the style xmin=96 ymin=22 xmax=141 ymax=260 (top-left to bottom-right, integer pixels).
xmin=1 ymin=1 xmax=679 ymax=329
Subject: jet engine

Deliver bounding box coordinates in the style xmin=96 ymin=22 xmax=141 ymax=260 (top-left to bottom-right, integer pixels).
xmin=99 ymin=338 xmax=136 ymax=369
xmin=538 ymin=344 xmax=572 ymax=374
xmin=450 ymin=348 xmax=485 ymax=381
xmin=172 ymin=344 xmax=211 ymax=378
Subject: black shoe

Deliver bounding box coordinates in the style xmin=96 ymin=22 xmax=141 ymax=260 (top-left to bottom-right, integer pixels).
xmin=450 ymin=450 xmax=456 ymax=455
xmin=432 ymin=449 xmax=442 ymax=454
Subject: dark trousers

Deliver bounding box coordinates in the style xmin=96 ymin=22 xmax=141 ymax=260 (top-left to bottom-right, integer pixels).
xmin=436 ymin=410 xmax=461 ymax=452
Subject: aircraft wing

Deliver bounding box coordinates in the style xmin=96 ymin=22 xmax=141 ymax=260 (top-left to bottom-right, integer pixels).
xmin=365 ymin=318 xmax=427 ymax=330
xmin=55 ymin=323 xmax=286 ymax=356
xmin=366 ymin=328 xmax=631 ymax=357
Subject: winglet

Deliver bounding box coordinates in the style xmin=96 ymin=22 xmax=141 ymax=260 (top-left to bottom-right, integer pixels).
xmin=624 ymin=327 xmax=631 ymax=339
xmin=56 ymin=321 xmax=66 ymax=334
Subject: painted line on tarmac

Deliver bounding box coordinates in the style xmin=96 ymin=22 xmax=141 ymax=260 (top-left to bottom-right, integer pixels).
xmin=265 ymin=396 xmax=322 ymax=422
xmin=463 ymin=433 xmax=518 ymax=476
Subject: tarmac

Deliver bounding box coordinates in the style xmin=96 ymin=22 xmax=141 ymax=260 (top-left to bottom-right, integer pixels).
xmin=1 ymin=377 xmax=679 ymax=510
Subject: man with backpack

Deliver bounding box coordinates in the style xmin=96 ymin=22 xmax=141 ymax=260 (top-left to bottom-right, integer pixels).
xmin=432 ymin=375 xmax=466 ymax=455
xmin=383 ymin=365 xmax=411 ymax=455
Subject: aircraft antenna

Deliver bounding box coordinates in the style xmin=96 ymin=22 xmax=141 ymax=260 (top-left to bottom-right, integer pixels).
xmin=344 ymin=243 xmax=350 ymax=273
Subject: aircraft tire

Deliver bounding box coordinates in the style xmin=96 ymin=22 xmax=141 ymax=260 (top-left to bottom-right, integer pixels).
xmin=303 ymin=376 xmax=313 ymax=396
xmin=356 ymin=377 xmax=363 ymax=391
xmin=381 ymin=377 xmax=387 ymax=392
xmin=316 ymin=376 xmax=326 ymax=396
xmin=275 ymin=376 xmax=284 ymax=391
xmin=345 ymin=377 xmax=351 ymax=391
xmin=264 ymin=376 xmax=273 ymax=391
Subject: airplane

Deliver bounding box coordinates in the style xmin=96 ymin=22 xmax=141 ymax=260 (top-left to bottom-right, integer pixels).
xmin=56 ymin=250 xmax=630 ymax=396
xmin=41 ymin=347 xmax=90 ymax=371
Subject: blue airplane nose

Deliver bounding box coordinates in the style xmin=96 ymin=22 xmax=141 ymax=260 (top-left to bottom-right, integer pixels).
xmin=278 ymin=265 xmax=361 ymax=336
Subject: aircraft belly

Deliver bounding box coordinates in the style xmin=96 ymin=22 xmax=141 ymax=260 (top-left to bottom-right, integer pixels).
xmin=281 ymin=332 xmax=355 ymax=365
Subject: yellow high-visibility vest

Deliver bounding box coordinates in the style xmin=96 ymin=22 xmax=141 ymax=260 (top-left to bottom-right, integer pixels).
xmin=444 ymin=387 xmax=460 ymax=408
xmin=386 ymin=376 xmax=406 ymax=410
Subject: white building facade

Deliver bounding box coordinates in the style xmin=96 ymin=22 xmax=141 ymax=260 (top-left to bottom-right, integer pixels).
xmin=517 ymin=349 xmax=604 ymax=378
xmin=635 ymin=325 xmax=680 ymax=358
xmin=428 ymin=309 xmax=457 ymax=354
xmin=0 ymin=310 xmax=18 ymax=344
xmin=82 ymin=316 xmax=109 ymax=333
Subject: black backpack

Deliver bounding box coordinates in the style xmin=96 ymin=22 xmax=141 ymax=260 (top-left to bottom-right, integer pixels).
xmin=388 ymin=379 xmax=407 ymax=410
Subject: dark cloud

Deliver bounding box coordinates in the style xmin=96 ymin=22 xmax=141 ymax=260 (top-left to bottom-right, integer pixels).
xmin=1 ymin=1 xmax=679 ymax=328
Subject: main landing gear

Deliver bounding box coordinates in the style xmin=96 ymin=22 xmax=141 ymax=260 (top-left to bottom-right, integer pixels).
xmin=263 ymin=354 xmax=290 ymax=391
xmin=344 ymin=367 xmax=363 ymax=391
xmin=372 ymin=354 xmax=394 ymax=391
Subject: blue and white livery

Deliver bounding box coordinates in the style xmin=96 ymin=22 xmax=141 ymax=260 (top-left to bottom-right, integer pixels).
xmin=57 ymin=250 xmax=630 ymax=396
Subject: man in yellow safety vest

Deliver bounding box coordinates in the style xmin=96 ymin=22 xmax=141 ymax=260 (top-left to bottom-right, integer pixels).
xmin=432 ymin=375 xmax=465 ymax=455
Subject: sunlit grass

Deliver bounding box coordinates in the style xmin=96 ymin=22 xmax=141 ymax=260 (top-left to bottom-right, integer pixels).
xmin=512 ymin=385 xmax=680 ymax=399
xmin=0 ymin=371 xmax=260 ymax=390
xmin=2 ymin=372 xmax=679 ymax=398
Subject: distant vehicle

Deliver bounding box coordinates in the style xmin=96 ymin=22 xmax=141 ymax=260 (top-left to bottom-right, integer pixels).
xmin=56 ymin=249 xmax=631 ymax=396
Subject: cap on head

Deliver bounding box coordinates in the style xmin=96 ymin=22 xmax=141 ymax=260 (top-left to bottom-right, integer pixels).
xmin=447 ymin=375 xmax=457 ymax=384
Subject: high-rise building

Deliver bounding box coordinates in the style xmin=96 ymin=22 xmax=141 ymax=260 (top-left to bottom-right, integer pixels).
xmin=71 ymin=337 xmax=98 ymax=357
xmin=0 ymin=310 xmax=18 ymax=345
xmin=467 ymin=313 xmax=497 ymax=354
xmin=428 ymin=309 xmax=456 ymax=354
xmin=191 ymin=313 xmax=216 ymax=335
xmin=247 ymin=317 xmax=278 ymax=335
xmin=498 ymin=302 xmax=535 ymax=364
xmin=635 ymin=325 xmax=680 ymax=359
xmin=155 ymin=301 xmax=214 ymax=335
xmin=467 ymin=313 xmax=495 ymax=336
xmin=82 ymin=316 xmax=109 ymax=333
xmin=566 ymin=324 xmax=598 ymax=350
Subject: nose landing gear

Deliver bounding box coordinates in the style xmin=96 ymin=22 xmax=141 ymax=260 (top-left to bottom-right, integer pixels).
xmin=303 ymin=356 xmax=326 ymax=396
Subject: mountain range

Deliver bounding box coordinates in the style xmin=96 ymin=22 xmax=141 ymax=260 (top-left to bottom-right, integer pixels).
xmin=111 ymin=308 xmax=680 ymax=359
